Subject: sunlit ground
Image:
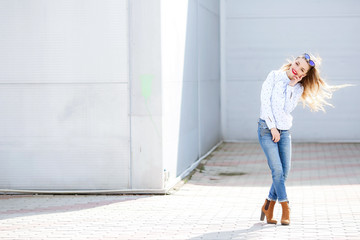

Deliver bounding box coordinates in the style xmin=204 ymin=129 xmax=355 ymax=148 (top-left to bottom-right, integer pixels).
xmin=0 ymin=143 xmax=359 ymax=239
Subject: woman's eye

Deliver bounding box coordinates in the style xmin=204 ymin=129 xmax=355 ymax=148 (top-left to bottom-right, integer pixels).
xmin=296 ymin=62 xmax=299 ymax=66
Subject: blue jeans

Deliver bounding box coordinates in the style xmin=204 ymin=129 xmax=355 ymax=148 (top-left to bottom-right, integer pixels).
xmin=257 ymin=118 xmax=291 ymax=202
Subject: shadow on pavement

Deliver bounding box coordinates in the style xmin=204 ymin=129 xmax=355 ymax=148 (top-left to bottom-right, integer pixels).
xmin=0 ymin=194 xmax=152 ymax=221
xmin=189 ymin=222 xmax=277 ymax=240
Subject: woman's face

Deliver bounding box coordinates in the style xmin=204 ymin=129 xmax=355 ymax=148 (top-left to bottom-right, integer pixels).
xmin=289 ymin=57 xmax=311 ymax=80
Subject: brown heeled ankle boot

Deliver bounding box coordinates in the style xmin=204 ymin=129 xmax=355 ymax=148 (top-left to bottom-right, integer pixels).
xmin=260 ymin=199 xmax=277 ymax=224
xmin=280 ymin=201 xmax=290 ymax=225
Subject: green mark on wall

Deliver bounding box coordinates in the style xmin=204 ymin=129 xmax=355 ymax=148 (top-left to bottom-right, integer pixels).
xmin=139 ymin=74 xmax=161 ymax=143
xmin=140 ymin=74 xmax=153 ymax=100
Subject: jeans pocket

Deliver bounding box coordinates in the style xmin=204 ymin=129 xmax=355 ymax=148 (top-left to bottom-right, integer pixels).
xmin=258 ymin=120 xmax=270 ymax=137
xmin=260 ymin=127 xmax=270 ymax=137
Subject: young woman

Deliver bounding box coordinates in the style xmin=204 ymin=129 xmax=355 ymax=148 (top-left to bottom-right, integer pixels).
xmin=258 ymin=53 xmax=343 ymax=225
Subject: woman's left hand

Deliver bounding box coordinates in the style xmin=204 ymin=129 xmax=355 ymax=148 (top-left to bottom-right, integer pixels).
xmin=270 ymin=128 xmax=280 ymax=143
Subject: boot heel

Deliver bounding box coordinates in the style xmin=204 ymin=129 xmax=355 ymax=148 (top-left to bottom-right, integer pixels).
xmin=260 ymin=210 xmax=265 ymax=221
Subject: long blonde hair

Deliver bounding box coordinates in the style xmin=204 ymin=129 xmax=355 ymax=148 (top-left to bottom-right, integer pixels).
xmin=281 ymin=54 xmax=349 ymax=112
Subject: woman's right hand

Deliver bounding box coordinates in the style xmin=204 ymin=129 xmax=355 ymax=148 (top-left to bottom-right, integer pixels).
xmin=289 ymin=75 xmax=303 ymax=86
xmin=270 ymin=128 xmax=280 ymax=142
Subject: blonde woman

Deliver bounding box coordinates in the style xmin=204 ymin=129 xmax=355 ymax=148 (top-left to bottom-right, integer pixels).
xmin=258 ymin=53 xmax=344 ymax=225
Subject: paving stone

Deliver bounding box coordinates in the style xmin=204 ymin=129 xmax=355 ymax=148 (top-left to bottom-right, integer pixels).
xmin=0 ymin=143 xmax=360 ymax=239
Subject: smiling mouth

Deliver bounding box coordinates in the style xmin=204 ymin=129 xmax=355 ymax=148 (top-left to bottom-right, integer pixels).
xmin=292 ymin=68 xmax=297 ymax=75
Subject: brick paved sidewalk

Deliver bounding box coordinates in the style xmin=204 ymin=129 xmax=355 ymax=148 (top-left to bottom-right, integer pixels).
xmin=0 ymin=142 xmax=360 ymax=240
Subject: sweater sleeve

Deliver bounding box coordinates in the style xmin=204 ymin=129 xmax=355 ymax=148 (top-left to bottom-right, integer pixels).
xmin=260 ymin=71 xmax=277 ymax=129
xmin=284 ymin=84 xmax=304 ymax=114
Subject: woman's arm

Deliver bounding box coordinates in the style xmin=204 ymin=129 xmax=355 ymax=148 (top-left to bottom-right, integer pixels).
xmin=260 ymin=71 xmax=277 ymax=129
xmin=284 ymin=84 xmax=304 ymax=114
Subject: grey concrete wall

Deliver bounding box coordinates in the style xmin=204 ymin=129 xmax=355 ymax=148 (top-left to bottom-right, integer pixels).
xmin=0 ymin=0 xmax=221 ymax=192
xmin=198 ymin=0 xmax=221 ymax=155
xmin=224 ymin=0 xmax=360 ymax=142
xmin=0 ymin=0 xmax=130 ymax=190
xmin=129 ymin=0 xmax=163 ymax=190
xmin=162 ymin=0 xmax=221 ymax=187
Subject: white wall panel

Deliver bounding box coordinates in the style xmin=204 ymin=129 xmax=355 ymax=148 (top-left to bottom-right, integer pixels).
xmin=0 ymin=0 xmax=128 ymax=83
xmin=176 ymin=81 xmax=200 ymax=175
xmin=130 ymin=0 xmax=163 ymax=190
xmin=198 ymin=2 xmax=221 ymax=155
xmin=0 ymin=84 xmax=130 ymax=190
xmin=226 ymin=81 xmax=261 ymax=141
xmin=161 ymin=0 xmax=220 ymax=186
xmin=161 ymin=0 xmax=200 ymax=181
xmin=0 ymin=0 xmax=130 ymax=190
xmin=226 ymin=0 xmax=360 ymax=17
xmin=199 ymin=0 xmax=219 ymax=15
xmin=199 ymin=80 xmax=221 ymax=149
xmin=225 ymin=0 xmax=360 ymax=141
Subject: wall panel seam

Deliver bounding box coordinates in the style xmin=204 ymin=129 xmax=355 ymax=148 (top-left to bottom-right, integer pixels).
xmin=127 ymin=0 xmax=133 ymax=190
xmin=227 ymin=15 xmax=360 ymax=19
xmin=198 ymin=2 xmax=219 ymax=16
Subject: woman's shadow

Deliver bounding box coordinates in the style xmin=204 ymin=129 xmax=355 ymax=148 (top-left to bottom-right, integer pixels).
xmin=188 ymin=222 xmax=277 ymax=240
